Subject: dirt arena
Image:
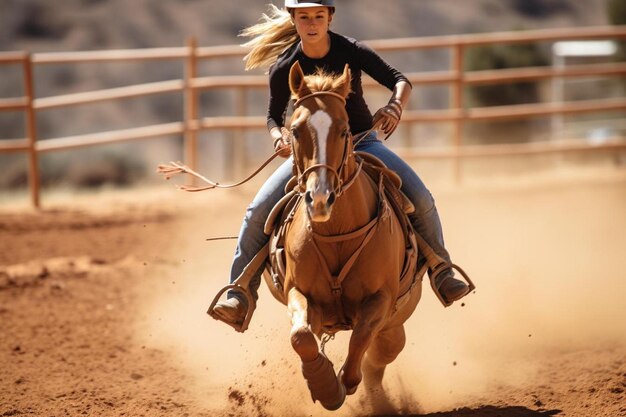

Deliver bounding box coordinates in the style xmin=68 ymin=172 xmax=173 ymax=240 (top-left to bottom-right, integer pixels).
xmin=1 ymin=166 xmax=625 ymax=417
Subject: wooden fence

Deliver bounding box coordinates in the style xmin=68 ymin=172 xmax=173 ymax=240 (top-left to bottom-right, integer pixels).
xmin=1 ymin=25 xmax=625 ymax=208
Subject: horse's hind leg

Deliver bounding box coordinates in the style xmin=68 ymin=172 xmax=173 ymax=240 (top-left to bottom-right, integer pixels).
xmin=362 ymin=324 xmax=406 ymax=389
xmin=287 ymin=287 xmax=346 ymax=410
xmin=361 ymin=324 xmax=407 ymax=414
xmin=340 ymin=291 xmax=392 ymax=395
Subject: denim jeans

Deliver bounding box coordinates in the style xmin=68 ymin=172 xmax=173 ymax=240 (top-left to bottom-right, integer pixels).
xmin=228 ymin=132 xmax=452 ymax=293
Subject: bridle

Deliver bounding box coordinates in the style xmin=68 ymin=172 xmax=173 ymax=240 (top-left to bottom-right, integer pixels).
xmin=290 ymin=91 xmax=363 ymax=197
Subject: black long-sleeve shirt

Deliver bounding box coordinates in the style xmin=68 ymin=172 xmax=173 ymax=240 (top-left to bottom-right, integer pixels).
xmin=267 ymin=31 xmax=410 ymax=135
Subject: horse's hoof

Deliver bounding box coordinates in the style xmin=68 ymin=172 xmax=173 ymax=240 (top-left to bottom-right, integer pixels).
xmin=321 ymin=382 xmax=346 ymax=411
xmin=338 ymin=366 xmax=360 ymax=396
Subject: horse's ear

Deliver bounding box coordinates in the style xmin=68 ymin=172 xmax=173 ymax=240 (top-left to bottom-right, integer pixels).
xmin=289 ymin=61 xmax=311 ymax=97
xmin=337 ymin=64 xmax=351 ymax=98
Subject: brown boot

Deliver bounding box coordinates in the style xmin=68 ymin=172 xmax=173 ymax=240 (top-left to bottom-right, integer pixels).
xmin=437 ymin=275 xmax=470 ymax=304
xmin=212 ymin=298 xmax=248 ymax=325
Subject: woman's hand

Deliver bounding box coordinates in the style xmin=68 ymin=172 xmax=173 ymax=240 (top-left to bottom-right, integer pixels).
xmin=272 ymin=127 xmax=292 ymax=158
xmin=373 ymin=98 xmax=403 ymax=139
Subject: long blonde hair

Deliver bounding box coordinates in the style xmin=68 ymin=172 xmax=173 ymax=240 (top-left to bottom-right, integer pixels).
xmin=240 ymin=5 xmax=299 ymax=71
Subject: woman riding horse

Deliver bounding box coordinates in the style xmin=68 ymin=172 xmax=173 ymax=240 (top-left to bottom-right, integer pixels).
xmin=213 ymin=0 xmax=470 ymax=325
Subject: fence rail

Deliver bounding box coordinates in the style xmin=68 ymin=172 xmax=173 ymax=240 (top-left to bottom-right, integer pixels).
xmin=1 ymin=25 xmax=625 ymax=208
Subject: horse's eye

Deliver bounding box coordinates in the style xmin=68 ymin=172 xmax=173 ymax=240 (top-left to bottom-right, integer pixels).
xmin=291 ymin=128 xmax=299 ymax=139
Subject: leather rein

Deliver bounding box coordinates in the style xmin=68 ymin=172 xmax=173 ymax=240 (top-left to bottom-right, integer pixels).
xmin=158 ymin=91 xmax=377 ymax=194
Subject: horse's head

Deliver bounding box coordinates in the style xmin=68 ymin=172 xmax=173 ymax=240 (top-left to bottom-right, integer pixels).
xmin=288 ymin=61 xmax=352 ymax=223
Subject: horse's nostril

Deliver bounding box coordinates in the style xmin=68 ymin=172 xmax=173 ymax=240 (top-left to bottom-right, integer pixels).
xmin=304 ymin=191 xmax=313 ymax=205
xmin=327 ymin=191 xmax=336 ymax=207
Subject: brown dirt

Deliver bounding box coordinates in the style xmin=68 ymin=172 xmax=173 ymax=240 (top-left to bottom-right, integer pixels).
xmin=0 ymin=171 xmax=625 ymax=417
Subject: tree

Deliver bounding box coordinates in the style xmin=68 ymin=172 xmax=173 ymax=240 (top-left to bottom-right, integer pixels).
xmin=607 ymin=0 xmax=626 ymax=25
xmin=607 ymin=0 xmax=626 ymax=61
xmin=465 ymin=42 xmax=548 ymax=107
xmin=509 ymin=0 xmax=572 ymax=18
xmin=463 ymin=41 xmax=549 ymax=144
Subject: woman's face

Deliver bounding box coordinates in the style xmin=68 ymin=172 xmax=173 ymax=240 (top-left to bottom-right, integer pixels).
xmin=292 ymin=7 xmax=333 ymax=45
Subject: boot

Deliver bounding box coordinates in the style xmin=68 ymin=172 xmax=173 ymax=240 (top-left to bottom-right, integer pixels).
xmin=436 ymin=273 xmax=470 ymax=304
xmin=212 ymin=297 xmax=248 ymax=325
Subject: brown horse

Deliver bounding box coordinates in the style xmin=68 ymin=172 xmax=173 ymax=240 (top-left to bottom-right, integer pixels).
xmin=262 ymin=61 xmax=424 ymax=411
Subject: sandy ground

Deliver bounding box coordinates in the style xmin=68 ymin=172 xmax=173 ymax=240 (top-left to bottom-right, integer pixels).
xmin=1 ymin=168 xmax=625 ymax=417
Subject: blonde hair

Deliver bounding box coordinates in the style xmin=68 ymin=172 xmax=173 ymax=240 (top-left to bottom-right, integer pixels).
xmin=240 ymin=5 xmax=299 ymax=71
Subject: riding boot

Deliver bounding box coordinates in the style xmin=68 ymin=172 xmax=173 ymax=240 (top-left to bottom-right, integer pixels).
xmin=213 ymin=296 xmax=248 ymax=325
xmin=434 ymin=270 xmax=470 ymax=304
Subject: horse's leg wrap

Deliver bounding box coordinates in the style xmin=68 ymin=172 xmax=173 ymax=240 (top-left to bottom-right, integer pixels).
xmin=301 ymin=353 xmax=346 ymax=411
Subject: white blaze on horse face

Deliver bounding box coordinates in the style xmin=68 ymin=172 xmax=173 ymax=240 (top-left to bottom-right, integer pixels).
xmin=309 ymin=110 xmax=332 ymax=186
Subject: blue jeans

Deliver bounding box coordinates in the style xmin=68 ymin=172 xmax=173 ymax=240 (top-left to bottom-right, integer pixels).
xmin=228 ymin=132 xmax=452 ymax=293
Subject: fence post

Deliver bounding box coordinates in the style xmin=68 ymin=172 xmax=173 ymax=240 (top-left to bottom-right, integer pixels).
xmin=184 ymin=37 xmax=199 ymax=186
xmin=23 ymin=53 xmax=40 ymax=208
xmin=404 ymin=93 xmax=414 ymax=149
xmin=451 ymin=43 xmax=465 ymax=183
xmin=233 ymin=87 xmax=248 ymax=179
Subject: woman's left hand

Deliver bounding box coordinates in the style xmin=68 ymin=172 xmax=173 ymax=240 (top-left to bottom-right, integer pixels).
xmin=373 ymin=99 xmax=402 ymax=139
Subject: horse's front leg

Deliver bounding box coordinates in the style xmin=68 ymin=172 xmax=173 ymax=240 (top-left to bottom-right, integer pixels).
xmin=341 ymin=291 xmax=392 ymax=395
xmin=288 ymin=287 xmax=318 ymax=361
xmin=288 ymin=287 xmax=346 ymax=410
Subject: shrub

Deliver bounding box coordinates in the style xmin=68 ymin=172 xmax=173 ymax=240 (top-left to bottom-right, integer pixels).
xmin=464 ymin=40 xmax=549 ymax=144
xmin=607 ymin=0 xmax=626 ymax=62
xmin=465 ymin=41 xmax=549 ymax=107
xmin=0 ymin=148 xmax=146 ymax=190
xmin=509 ymin=0 xmax=572 ymax=18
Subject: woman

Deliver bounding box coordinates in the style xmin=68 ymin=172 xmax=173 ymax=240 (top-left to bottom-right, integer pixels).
xmin=213 ymin=0 xmax=469 ymax=325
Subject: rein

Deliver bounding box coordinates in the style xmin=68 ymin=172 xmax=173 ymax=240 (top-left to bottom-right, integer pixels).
xmin=157 ymin=150 xmax=282 ymax=192
xmin=157 ymin=92 xmax=380 ymax=194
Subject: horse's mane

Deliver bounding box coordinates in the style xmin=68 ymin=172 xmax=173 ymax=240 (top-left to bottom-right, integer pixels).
xmin=292 ymin=68 xmax=352 ymax=99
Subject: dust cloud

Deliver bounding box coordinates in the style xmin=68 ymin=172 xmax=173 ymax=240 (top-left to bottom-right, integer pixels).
xmin=138 ymin=169 xmax=626 ymax=416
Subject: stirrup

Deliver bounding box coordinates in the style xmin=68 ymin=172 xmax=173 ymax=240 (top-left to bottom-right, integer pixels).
xmin=207 ymin=242 xmax=269 ymax=332
xmin=429 ymin=263 xmax=476 ymax=307
xmin=207 ymin=284 xmax=256 ymax=333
